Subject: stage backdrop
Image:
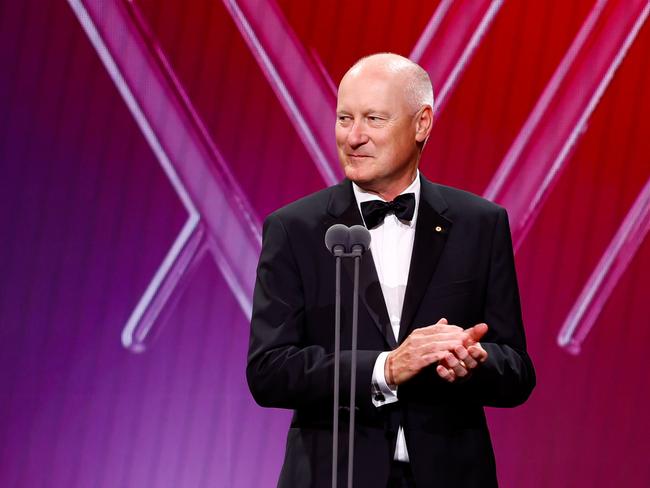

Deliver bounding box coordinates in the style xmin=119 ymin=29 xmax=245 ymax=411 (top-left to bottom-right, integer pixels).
xmin=1 ymin=0 xmax=649 ymax=486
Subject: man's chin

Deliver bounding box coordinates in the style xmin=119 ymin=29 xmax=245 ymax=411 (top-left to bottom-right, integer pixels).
xmin=342 ymin=166 xmax=374 ymax=185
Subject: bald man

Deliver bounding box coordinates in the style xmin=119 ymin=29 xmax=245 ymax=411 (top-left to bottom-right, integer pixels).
xmin=247 ymin=53 xmax=535 ymax=488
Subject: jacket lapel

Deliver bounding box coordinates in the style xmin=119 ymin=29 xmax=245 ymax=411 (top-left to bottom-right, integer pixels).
xmin=398 ymin=176 xmax=452 ymax=343
xmin=326 ymin=180 xmax=396 ymax=349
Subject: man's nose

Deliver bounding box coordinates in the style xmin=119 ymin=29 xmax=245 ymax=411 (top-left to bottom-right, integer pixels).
xmin=347 ymin=121 xmax=369 ymax=148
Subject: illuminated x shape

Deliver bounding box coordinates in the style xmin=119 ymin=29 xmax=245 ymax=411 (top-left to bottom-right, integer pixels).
xmin=68 ymin=0 xmax=262 ymax=352
xmin=69 ymin=0 xmax=649 ymax=354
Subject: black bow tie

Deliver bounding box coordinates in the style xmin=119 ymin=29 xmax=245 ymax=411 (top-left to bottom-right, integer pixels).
xmin=360 ymin=193 xmax=416 ymax=229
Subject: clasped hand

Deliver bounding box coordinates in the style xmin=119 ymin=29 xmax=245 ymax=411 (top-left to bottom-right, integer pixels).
xmin=385 ymin=318 xmax=488 ymax=385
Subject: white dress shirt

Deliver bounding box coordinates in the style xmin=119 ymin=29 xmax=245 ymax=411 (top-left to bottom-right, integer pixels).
xmin=352 ymin=171 xmax=420 ymax=463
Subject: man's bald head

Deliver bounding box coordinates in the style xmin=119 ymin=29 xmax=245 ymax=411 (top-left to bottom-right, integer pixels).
xmin=342 ymin=53 xmax=434 ymax=113
xmin=335 ymin=53 xmax=435 ymax=201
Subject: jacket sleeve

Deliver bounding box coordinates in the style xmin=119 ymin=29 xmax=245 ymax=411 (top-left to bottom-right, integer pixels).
xmin=246 ymin=212 xmax=380 ymax=410
xmin=462 ymin=207 xmax=536 ymax=407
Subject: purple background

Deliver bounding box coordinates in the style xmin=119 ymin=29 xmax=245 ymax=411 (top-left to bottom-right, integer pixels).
xmin=1 ymin=0 xmax=649 ymax=486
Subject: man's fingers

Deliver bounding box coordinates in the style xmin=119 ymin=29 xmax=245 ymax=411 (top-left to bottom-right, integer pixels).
xmin=442 ymin=352 xmax=468 ymax=378
xmin=468 ymin=344 xmax=488 ymax=363
xmin=421 ymin=347 xmax=459 ymax=366
xmin=420 ymin=339 xmax=466 ymax=356
xmin=436 ymin=364 xmax=456 ymax=383
xmin=454 ymin=345 xmax=478 ymax=370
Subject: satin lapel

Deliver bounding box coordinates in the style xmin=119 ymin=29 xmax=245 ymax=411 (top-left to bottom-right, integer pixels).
xmin=398 ymin=178 xmax=452 ymax=343
xmin=326 ymin=181 xmax=396 ymax=349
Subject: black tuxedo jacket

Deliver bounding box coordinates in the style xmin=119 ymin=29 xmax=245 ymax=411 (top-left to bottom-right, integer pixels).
xmin=247 ymin=174 xmax=535 ymax=487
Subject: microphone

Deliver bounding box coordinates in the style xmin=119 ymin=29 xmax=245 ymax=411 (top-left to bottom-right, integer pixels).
xmin=348 ymin=225 xmax=371 ymax=256
xmin=325 ymin=224 xmax=350 ymax=256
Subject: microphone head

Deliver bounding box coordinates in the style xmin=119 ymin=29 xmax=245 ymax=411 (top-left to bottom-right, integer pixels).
xmin=325 ymin=224 xmax=350 ymax=254
xmin=348 ymin=225 xmax=371 ymax=253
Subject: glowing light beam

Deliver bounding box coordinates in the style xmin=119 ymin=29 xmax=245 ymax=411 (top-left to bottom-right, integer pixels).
xmin=69 ymin=0 xmax=262 ymax=352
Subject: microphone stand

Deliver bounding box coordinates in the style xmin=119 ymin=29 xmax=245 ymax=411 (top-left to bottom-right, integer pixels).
xmin=347 ymin=247 xmax=361 ymax=488
xmin=332 ymin=246 xmax=365 ymax=488
xmin=332 ymin=247 xmax=342 ymax=488
xmin=327 ymin=225 xmax=370 ymax=488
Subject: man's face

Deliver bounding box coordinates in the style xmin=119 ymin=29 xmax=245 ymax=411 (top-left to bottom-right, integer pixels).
xmin=335 ymin=68 xmax=421 ymax=193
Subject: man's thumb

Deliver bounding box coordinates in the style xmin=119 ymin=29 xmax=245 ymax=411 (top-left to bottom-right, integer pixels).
xmin=468 ymin=323 xmax=488 ymax=342
xmin=436 ymin=317 xmax=448 ymax=325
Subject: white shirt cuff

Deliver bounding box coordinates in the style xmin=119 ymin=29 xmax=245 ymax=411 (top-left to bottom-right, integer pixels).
xmin=371 ymin=351 xmax=398 ymax=407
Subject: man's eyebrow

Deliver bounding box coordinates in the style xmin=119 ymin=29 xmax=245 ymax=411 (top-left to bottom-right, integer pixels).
xmin=335 ymin=109 xmax=391 ymax=117
xmin=365 ymin=109 xmax=390 ymax=116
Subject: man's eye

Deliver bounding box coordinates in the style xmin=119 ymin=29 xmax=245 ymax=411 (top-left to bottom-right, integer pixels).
xmin=368 ymin=116 xmax=382 ymax=122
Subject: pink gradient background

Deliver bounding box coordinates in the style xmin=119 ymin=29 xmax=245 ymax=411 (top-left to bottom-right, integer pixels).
xmin=0 ymin=0 xmax=649 ymax=487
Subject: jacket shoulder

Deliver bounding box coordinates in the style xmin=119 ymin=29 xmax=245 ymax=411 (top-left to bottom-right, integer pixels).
xmin=264 ymin=184 xmax=336 ymax=226
xmin=433 ymin=183 xmax=505 ymax=218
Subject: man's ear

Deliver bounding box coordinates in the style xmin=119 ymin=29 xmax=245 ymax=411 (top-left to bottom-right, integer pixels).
xmin=415 ymin=105 xmax=433 ymax=144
